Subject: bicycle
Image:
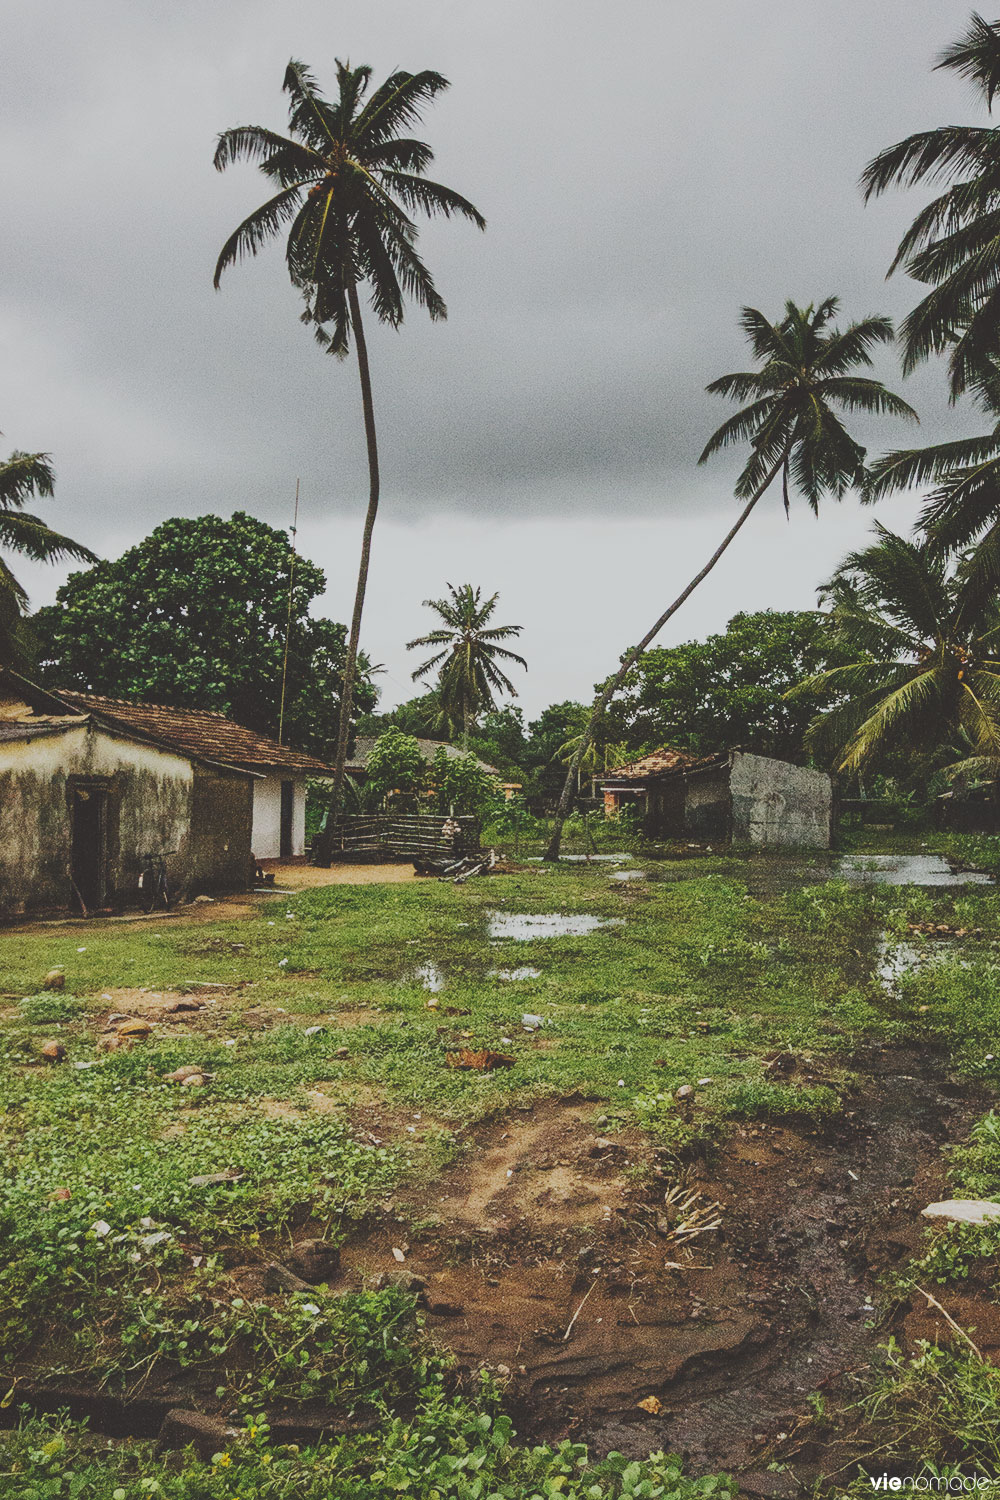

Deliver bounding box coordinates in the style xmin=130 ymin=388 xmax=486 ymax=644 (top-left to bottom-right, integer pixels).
xmin=138 ymin=851 xmax=173 ymax=913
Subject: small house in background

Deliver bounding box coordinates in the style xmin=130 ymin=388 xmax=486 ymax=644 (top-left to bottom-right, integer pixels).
xmin=600 ymin=746 xmax=833 ymax=849
xmin=934 ymin=781 xmax=1000 ymax=835
xmin=0 ymin=672 xmax=333 ymax=918
xmin=601 ymin=748 xmax=700 ymax=815
xmin=347 ymin=736 xmax=521 ymax=799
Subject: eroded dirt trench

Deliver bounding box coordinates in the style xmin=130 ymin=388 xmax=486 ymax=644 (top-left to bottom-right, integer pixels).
xmin=340 ymin=1046 xmax=985 ymax=1480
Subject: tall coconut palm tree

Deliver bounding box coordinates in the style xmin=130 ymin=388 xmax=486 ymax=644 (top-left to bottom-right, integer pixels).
xmin=212 ymin=60 xmax=485 ymax=860
xmin=544 ymin=298 xmax=915 ymax=860
xmin=794 ymin=524 xmax=1000 ymax=776
xmin=0 ymin=447 xmax=96 ymax=668
xmin=407 ymin=583 xmax=526 ymax=744
xmin=861 ymin=13 xmax=1000 ymax=397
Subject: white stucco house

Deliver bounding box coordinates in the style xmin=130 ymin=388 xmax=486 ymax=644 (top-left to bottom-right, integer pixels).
xmin=53 ymin=690 xmax=333 ymax=860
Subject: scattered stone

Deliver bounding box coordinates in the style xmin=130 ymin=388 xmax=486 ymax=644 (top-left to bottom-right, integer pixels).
xmin=141 ymin=1230 xmax=172 ymax=1250
xmin=156 ymin=1408 xmax=238 ymax=1461
xmin=589 ymin=1137 xmax=616 ymax=1157
xmin=117 ymin=1019 xmax=153 ymax=1040
xmin=192 ymin=895 xmax=215 ymax=904
xmin=334 ymin=1046 xmax=350 ymax=1059
xmin=675 ymin=1084 xmax=695 ymax=1100
xmin=107 ymin=1013 xmax=129 ymax=1024
xmin=166 ymin=1065 xmax=205 ymax=1083
xmin=91 ymin=1219 xmax=111 ymax=1237
xmin=375 ymin=1269 xmax=426 ymax=1298
xmin=265 ymin=1262 xmax=312 ymax=1294
xmin=522 ymin=1013 xmax=545 ymax=1031
xmin=303 ymin=1025 xmax=325 ymax=1037
xmin=180 ymin=1072 xmax=207 ymax=1088
xmin=286 ymin=1238 xmax=341 ymax=1283
xmin=159 ymin=998 xmax=203 ymax=1015
xmin=636 ymin=1395 xmax=662 ymax=1415
xmin=39 ymin=1040 xmax=66 ymax=1063
xmin=42 ymin=970 xmax=65 ymax=991
xmin=392 ymin=1246 xmax=406 ymax=1262
xmin=921 ymin=1199 xmax=1000 ymax=1225
xmin=189 ymin=1170 xmax=243 ymax=1188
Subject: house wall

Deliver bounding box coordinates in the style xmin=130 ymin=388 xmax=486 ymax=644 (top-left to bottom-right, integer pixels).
xmin=682 ymin=767 xmax=732 ymax=842
xmin=251 ymin=774 xmax=307 ymax=859
xmin=191 ymin=766 xmax=254 ymax=891
xmin=0 ymin=725 xmax=194 ymax=915
xmin=729 ymin=751 xmax=832 ymax=849
xmin=644 ymin=776 xmax=687 ymax=839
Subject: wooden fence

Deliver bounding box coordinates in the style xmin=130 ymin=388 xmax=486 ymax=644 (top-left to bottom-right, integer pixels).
xmin=320 ymin=813 xmax=481 ymax=862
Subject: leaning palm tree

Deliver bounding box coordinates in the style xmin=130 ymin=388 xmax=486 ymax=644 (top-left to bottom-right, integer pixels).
xmin=0 ymin=447 xmax=96 ymax=668
xmin=407 ymin=583 xmax=526 ymax=744
xmin=861 ymin=13 xmax=1000 ymax=397
xmin=212 ymin=60 xmax=484 ymax=860
xmin=544 ymin=298 xmax=916 ymax=859
xmin=794 ymin=524 xmax=1000 ymax=776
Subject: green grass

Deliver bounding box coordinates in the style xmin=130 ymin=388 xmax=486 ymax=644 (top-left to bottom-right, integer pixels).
xmin=4 ymin=851 xmax=1000 ymax=1493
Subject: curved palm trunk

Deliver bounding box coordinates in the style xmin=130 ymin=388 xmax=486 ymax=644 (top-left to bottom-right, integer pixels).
xmin=543 ymin=454 xmax=787 ymax=861
xmin=314 ymin=282 xmax=380 ymax=865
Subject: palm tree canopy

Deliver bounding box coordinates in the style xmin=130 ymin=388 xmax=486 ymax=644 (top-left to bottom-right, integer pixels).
xmin=0 ymin=446 xmax=96 ymax=666
xmin=699 ymin=298 xmax=916 ymax=510
xmin=407 ymin=583 xmax=526 ymax=733
xmin=214 ymin=59 xmax=485 ymax=354
xmin=794 ymin=523 xmax=1000 ymax=776
xmin=862 ymin=14 xmax=1000 ymax=396
xmin=0 ymin=449 xmax=96 ymax=603
xmin=865 ymin=357 xmax=1000 ymax=612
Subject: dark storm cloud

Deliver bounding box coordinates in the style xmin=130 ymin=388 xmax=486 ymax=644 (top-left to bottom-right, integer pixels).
xmin=0 ymin=0 xmax=980 ymax=544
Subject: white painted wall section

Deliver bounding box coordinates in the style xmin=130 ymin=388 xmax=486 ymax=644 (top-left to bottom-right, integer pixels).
xmin=251 ymin=775 xmax=307 ymax=858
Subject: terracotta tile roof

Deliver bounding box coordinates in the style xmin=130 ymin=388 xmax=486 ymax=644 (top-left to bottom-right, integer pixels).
xmin=603 ymin=746 xmax=705 ymax=782
xmin=54 ymin=692 xmax=333 ymax=775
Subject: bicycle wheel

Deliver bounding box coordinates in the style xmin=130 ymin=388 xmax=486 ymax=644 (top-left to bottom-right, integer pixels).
xmin=157 ymin=873 xmax=171 ymax=910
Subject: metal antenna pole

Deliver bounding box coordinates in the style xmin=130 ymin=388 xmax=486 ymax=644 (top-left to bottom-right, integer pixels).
xmin=278 ymin=478 xmax=300 ymax=746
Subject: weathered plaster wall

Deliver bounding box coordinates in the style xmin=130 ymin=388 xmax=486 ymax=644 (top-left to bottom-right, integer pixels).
xmin=251 ymin=775 xmax=306 ymax=859
xmin=0 ymin=726 xmax=193 ymax=915
xmin=730 ymin=752 xmax=832 ymax=849
xmin=191 ymin=767 xmax=253 ymax=891
xmin=682 ymin=768 xmax=732 ymax=842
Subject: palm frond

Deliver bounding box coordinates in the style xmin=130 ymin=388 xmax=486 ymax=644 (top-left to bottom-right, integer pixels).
xmin=0 ymin=452 xmax=55 ymax=507
xmin=861 ymin=126 xmax=996 ymax=201
xmin=213 ymin=185 xmax=306 ymax=287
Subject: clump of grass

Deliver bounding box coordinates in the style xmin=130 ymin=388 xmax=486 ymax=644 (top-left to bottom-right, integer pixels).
xmin=838 ymin=1340 xmax=1000 ymax=1488
xmin=720 ymin=1078 xmax=842 ymax=1122
xmin=0 ymin=1400 xmax=736 ymax=1499
xmin=17 ymin=992 xmax=84 ymax=1024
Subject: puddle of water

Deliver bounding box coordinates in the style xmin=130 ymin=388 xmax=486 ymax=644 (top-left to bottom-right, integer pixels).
xmin=411 ymin=962 xmax=445 ymax=992
xmin=611 ymin=870 xmax=647 ymax=882
xmin=837 ymin=853 xmax=993 ymax=887
xmin=527 ymin=854 xmax=631 ymax=864
xmin=877 ymin=938 xmax=951 ymax=988
xmin=487 ymin=912 xmax=625 ymax=941
xmin=490 ymin=967 xmax=542 ymax=981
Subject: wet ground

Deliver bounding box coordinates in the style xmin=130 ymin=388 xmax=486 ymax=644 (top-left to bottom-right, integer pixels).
xmin=316 ymin=1045 xmax=986 ymax=1483
xmin=836 ymin=853 xmax=994 ymax=887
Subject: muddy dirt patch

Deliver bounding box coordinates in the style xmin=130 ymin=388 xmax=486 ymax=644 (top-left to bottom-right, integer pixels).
xmin=334 ymin=1051 xmax=985 ymax=1480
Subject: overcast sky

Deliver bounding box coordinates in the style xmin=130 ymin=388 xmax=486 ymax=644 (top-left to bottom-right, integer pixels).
xmin=1 ymin=1 xmax=985 ymax=717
